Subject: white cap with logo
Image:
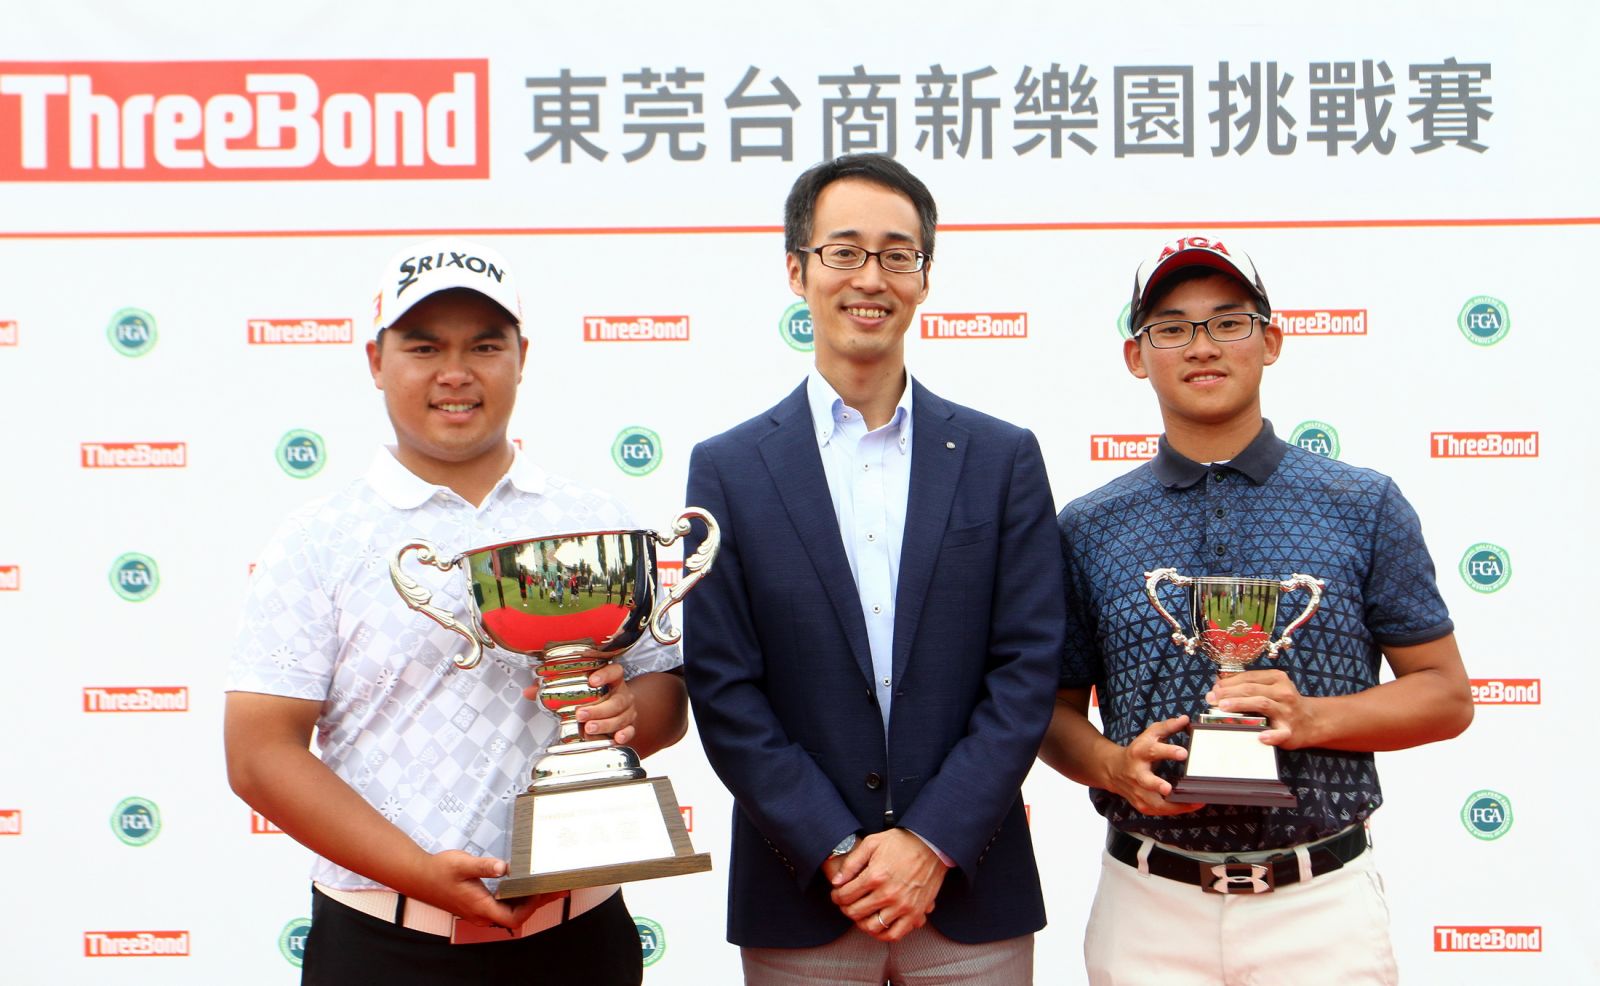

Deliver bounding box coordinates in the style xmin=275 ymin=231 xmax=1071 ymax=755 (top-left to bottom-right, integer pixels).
xmin=1130 ymin=234 xmax=1270 ymax=331
xmin=372 ymin=239 xmax=523 ymax=335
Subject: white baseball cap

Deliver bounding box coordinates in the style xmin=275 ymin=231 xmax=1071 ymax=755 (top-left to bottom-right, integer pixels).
xmin=1130 ymin=235 xmax=1270 ymax=331
xmin=372 ymin=238 xmax=523 ymax=335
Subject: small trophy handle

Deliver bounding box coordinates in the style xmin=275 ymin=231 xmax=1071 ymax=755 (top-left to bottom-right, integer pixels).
xmin=1267 ymin=573 xmax=1326 ymax=657
xmin=646 ymin=507 xmax=721 ymax=646
xmin=390 ymin=540 xmax=484 ymax=670
xmin=1144 ymin=568 xmax=1198 ymax=655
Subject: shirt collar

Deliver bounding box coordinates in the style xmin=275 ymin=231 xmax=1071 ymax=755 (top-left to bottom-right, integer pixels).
xmin=805 ymin=367 xmax=913 ymax=449
xmin=1149 ymin=419 xmax=1286 ymax=489
xmin=365 ymin=444 xmax=546 ymax=510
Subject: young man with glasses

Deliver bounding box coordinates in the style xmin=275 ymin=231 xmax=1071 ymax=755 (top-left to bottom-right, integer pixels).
xmin=1039 ymin=236 xmax=1473 ymax=985
xmin=682 ymin=154 xmax=1064 ymax=984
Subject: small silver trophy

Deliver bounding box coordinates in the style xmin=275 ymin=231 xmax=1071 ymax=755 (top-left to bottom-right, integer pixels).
xmin=1143 ymin=569 xmax=1324 ymax=807
xmin=390 ymin=508 xmax=718 ymax=897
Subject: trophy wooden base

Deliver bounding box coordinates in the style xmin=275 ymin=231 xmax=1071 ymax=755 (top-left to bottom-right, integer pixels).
xmin=1170 ymin=720 xmax=1297 ymax=808
xmin=497 ymin=776 xmax=712 ymax=899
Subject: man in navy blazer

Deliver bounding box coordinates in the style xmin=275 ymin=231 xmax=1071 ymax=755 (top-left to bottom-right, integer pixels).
xmin=683 ymin=154 xmax=1065 ymax=984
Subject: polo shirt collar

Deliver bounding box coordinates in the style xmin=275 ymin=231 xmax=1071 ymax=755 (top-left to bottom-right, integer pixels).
xmin=1150 ymin=419 xmax=1286 ymax=489
xmin=805 ymin=366 xmax=913 ymax=449
xmin=366 ymin=444 xmax=546 ymax=510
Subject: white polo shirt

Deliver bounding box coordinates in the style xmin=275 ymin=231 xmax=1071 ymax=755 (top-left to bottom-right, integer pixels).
xmin=227 ymin=446 xmax=681 ymax=891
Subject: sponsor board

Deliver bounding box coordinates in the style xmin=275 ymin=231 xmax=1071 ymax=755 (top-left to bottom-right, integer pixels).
xmin=635 ymin=916 xmax=666 ymax=967
xmin=0 ymin=60 xmax=487 ymax=180
xmin=779 ymin=301 xmax=813 ymax=351
xmin=0 ymin=809 xmax=20 ymax=835
xmin=1430 ymin=431 xmax=1538 ymax=458
xmin=106 ymin=308 xmax=157 ymax=357
xmin=1289 ymin=420 xmax=1340 ymax=459
xmin=583 ymin=315 xmax=690 ymax=342
xmin=612 ymin=426 xmax=662 ymax=477
xmin=1270 ymin=309 xmax=1367 ymax=335
xmin=1090 ymin=434 xmax=1159 ymax=461
xmin=1469 ymin=678 xmax=1540 ymax=705
xmin=83 ymin=686 xmax=189 ymax=712
xmin=109 ymin=552 xmax=160 ymax=602
xmin=920 ymin=312 xmax=1028 ymax=339
xmin=111 ymin=796 xmax=161 ymax=847
xmin=1460 ymin=790 xmax=1513 ymax=841
xmin=1459 ymin=543 xmax=1511 ymax=594
xmin=0 ymin=319 xmax=16 ymax=345
xmin=276 ymin=429 xmax=326 ymax=479
xmin=1433 ymin=926 xmax=1541 ymax=952
xmin=0 ymin=564 xmax=18 ymax=590
xmin=248 ymin=319 xmax=354 ymax=345
xmin=1458 ymin=296 xmax=1509 ymax=346
xmin=251 ymin=810 xmax=286 ymax=834
xmin=279 ymin=918 xmax=311 ymax=967
xmin=83 ymin=931 xmax=190 ymax=957
xmin=81 ymin=442 xmax=187 ymax=468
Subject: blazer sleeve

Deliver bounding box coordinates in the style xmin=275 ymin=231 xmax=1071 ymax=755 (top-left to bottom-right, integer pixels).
xmin=895 ymin=429 xmax=1066 ymax=874
xmin=683 ymin=440 xmax=864 ymax=887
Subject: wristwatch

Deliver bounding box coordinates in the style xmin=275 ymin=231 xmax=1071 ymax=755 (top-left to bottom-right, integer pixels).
xmin=830 ymin=833 xmax=860 ymax=857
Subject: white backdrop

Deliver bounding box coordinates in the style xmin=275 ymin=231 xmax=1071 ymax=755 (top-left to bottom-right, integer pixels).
xmin=1 ymin=2 xmax=1594 ymax=982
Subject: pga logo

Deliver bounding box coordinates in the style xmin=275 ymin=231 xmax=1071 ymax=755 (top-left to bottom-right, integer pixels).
xmin=109 ymin=552 xmax=160 ymax=602
xmin=276 ymin=429 xmax=327 ymax=479
xmin=635 ymin=916 xmax=666 ymax=967
xmin=107 ymin=308 xmax=157 ymax=357
xmin=1459 ymin=543 xmax=1511 ymax=593
xmin=1458 ymin=296 xmax=1509 ymax=346
xmin=1289 ymin=420 xmax=1340 ymax=459
xmin=279 ymin=917 xmax=311 ymax=967
xmin=1460 ymin=790 xmax=1512 ymax=841
xmin=111 ymin=796 xmax=161 ymax=846
xmin=612 ymin=427 xmax=662 ymax=477
xmin=779 ymin=301 xmax=813 ymax=352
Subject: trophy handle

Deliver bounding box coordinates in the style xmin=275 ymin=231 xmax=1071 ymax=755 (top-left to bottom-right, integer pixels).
xmin=1144 ymin=568 xmax=1198 ymax=655
xmin=390 ymin=540 xmax=485 ymax=670
xmin=645 ymin=507 xmax=721 ymax=646
xmin=1267 ymin=573 xmax=1325 ymax=657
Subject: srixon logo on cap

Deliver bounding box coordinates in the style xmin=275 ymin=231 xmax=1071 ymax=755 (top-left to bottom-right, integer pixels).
xmin=395 ymin=249 xmax=507 ymax=299
xmin=1158 ymin=236 xmax=1230 ymax=261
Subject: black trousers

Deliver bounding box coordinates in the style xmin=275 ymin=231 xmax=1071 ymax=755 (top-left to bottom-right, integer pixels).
xmin=302 ymin=886 xmax=643 ymax=985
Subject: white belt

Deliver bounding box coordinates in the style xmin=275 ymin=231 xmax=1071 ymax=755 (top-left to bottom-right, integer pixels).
xmin=315 ymin=882 xmax=619 ymax=941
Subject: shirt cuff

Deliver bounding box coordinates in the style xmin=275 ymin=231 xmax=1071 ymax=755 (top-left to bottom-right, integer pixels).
xmin=905 ymin=828 xmax=955 ymax=868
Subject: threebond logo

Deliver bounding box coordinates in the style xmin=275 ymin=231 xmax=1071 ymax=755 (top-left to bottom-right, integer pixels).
xmin=1459 ymin=543 xmax=1511 ymax=594
xmin=248 ymin=319 xmax=354 ymax=344
xmin=276 ymin=429 xmax=327 ymax=479
xmin=921 ymin=312 xmax=1028 ymax=339
xmin=0 ymin=564 xmax=17 ymax=590
xmin=1431 ymin=431 xmax=1538 ymax=458
xmin=0 ymin=809 xmax=19 ymax=835
xmin=1289 ymin=420 xmax=1340 ymax=459
xmin=0 ymin=60 xmax=487 ymax=180
xmin=1458 ymin=296 xmax=1509 ymax=346
xmin=251 ymin=810 xmax=286 ymax=834
xmin=1271 ymin=309 xmax=1367 ymax=336
xmin=110 ymin=552 xmax=160 ymax=601
xmin=679 ymin=805 xmax=693 ymax=832
xmin=107 ymin=307 xmax=157 ymax=356
xmin=612 ymin=426 xmax=662 ymax=477
xmin=279 ymin=917 xmax=311 ymax=967
xmin=84 ymin=686 xmax=189 ymax=712
xmin=1460 ymin=789 xmax=1513 ymax=841
xmin=583 ymin=315 xmax=690 ymax=342
xmin=1433 ymin=926 xmax=1541 ymax=952
xmin=1470 ymin=678 xmax=1541 ymax=705
xmin=1117 ymin=302 xmax=1133 ymax=340
xmin=111 ymin=796 xmax=161 ymax=846
xmin=1090 ymin=434 xmax=1159 ymax=461
xmin=82 ymin=442 xmax=187 ymax=468
xmin=779 ymin=301 xmax=813 ymax=351
xmin=635 ymin=916 xmax=666 ymax=968
xmin=84 ymin=931 xmax=190 ymax=957
xmin=0 ymin=319 xmax=16 ymax=345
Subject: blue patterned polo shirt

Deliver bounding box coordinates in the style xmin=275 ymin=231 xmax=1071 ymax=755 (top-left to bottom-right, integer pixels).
xmin=1057 ymin=421 xmax=1453 ymax=852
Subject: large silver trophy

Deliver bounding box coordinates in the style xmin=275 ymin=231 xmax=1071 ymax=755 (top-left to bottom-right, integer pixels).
xmin=390 ymin=508 xmax=718 ymax=898
xmin=1143 ymin=569 xmax=1324 ymax=807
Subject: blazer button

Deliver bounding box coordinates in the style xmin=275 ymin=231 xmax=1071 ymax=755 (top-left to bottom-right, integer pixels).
xmin=865 ymin=772 xmax=882 ymax=790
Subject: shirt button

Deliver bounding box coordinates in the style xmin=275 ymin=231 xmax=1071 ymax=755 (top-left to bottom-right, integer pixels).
xmin=1215 ymin=545 xmax=1228 ymax=557
xmin=881 ymin=676 xmax=891 ymax=687
xmin=866 ymin=533 xmax=877 ymax=543
xmin=872 ymin=604 xmax=882 ymax=614
xmin=865 ymin=772 xmax=882 ymax=790
xmin=1214 ymin=507 xmax=1226 ymax=519
xmin=1211 ymin=472 xmax=1225 ymax=483
xmin=863 ymin=463 xmax=871 ymax=472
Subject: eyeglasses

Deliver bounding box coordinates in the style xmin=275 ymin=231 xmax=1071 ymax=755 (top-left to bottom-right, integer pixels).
xmin=797 ymin=243 xmax=930 ymax=274
xmin=1136 ymin=312 xmax=1265 ymax=349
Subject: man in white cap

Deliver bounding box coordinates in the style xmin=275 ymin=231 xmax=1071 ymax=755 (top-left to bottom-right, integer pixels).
xmin=1040 ymin=235 xmax=1473 ymax=985
xmin=225 ymin=240 xmax=686 ymax=984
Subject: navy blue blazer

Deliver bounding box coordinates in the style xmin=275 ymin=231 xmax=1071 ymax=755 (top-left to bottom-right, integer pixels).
xmin=682 ymin=379 xmax=1065 ymax=948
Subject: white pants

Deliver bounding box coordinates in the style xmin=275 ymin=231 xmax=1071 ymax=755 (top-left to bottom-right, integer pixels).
xmin=1084 ymin=843 xmax=1397 ymax=985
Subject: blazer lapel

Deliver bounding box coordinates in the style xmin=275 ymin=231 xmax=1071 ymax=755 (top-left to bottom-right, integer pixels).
xmin=893 ymin=382 xmax=967 ymax=683
xmin=758 ymin=382 xmax=875 ymax=685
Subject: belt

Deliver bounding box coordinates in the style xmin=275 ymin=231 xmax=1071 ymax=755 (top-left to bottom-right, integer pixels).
xmin=314 ymin=882 xmax=619 ymax=940
xmin=1107 ymin=825 xmax=1368 ymax=895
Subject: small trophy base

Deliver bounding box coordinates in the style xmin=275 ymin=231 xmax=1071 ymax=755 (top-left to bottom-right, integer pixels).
xmin=498 ymin=776 xmax=712 ymax=899
xmin=1170 ymin=719 xmax=1297 ymax=808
